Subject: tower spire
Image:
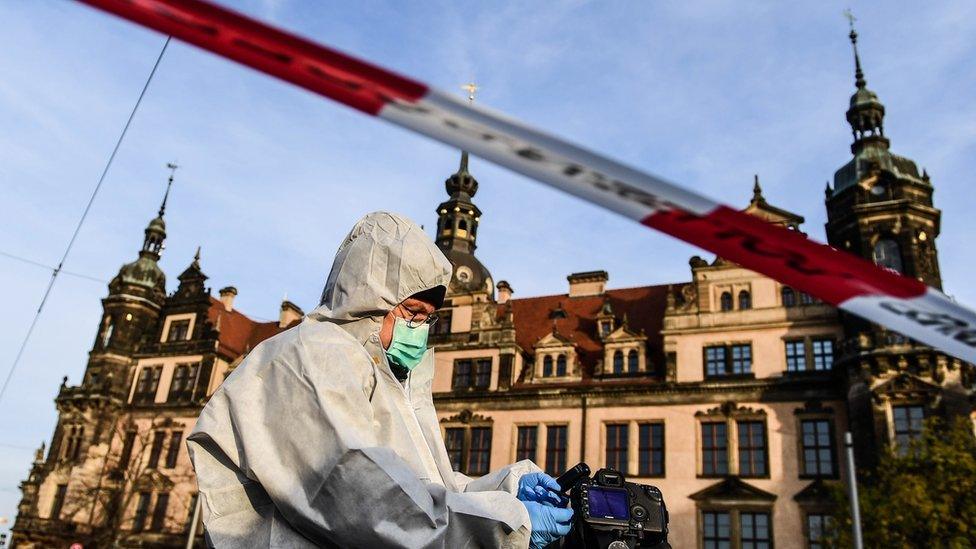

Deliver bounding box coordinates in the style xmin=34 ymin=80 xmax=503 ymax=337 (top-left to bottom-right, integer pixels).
xmin=844 ymin=9 xmax=867 ymax=89
xmin=160 ymin=162 xmax=178 ymax=216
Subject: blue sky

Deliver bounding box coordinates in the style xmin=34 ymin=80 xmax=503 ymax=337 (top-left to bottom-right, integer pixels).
xmin=0 ymin=0 xmax=974 ymax=532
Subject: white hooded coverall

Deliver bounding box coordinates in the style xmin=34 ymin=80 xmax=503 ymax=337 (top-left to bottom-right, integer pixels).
xmin=188 ymin=212 xmax=537 ymax=548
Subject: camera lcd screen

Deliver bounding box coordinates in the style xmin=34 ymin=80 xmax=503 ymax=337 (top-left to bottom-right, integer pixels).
xmin=586 ymin=486 xmax=630 ymax=520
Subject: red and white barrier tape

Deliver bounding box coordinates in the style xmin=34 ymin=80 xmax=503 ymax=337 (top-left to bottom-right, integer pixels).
xmin=77 ymin=0 xmax=976 ymax=363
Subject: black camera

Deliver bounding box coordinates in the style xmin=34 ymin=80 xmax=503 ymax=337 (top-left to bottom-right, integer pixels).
xmin=554 ymin=463 xmax=670 ymax=549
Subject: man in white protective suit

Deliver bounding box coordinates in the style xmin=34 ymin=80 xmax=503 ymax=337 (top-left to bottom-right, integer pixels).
xmin=188 ymin=212 xmax=573 ymax=548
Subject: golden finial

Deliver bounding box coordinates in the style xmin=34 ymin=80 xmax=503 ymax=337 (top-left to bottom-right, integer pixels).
xmin=461 ymin=82 xmax=479 ymax=103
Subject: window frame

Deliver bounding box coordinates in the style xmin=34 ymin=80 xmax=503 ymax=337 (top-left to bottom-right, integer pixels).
xmin=704 ymin=343 xmax=753 ymax=378
xmin=892 ymin=404 xmax=925 ymax=453
xmin=700 ymin=421 xmax=729 ymax=477
xmin=799 ymin=419 xmax=838 ymax=479
xmin=515 ymin=425 xmax=538 ymax=463
xmin=442 ymin=421 xmax=494 ymax=476
xmin=604 ymin=423 xmax=629 ymax=474
xmin=736 ymin=420 xmax=769 ymax=478
xmin=545 ymin=424 xmax=569 ymax=476
xmin=698 ymin=507 xmax=775 ymax=549
xmin=637 ymin=422 xmax=665 ymax=478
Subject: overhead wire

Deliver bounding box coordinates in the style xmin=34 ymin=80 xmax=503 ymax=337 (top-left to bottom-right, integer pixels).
xmin=0 ymin=249 xmax=107 ymax=283
xmin=0 ymin=36 xmax=172 ymax=404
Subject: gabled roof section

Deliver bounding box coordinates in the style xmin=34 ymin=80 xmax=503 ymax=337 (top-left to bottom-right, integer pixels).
xmin=744 ymin=175 xmax=804 ymax=229
xmin=206 ymin=297 xmax=299 ymax=360
xmin=507 ymin=284 xmax=671 ymax=376
xmin=690 ymin=477 xmax=777 ymax=504
xmin=604 ymin=318 xmax=644 ymax=342
xmin=534 ymin=330 xmax=574 ymax=349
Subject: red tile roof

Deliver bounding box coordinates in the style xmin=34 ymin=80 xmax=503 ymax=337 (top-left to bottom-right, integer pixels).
xmin=507 ymin=285 xmax=672 ymax=378
xmin=206 ymin=297 xmax=299 ymax=359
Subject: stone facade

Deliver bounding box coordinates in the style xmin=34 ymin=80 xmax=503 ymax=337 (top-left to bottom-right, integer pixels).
xmin=12 ymin=28 xmax=974 ymax=549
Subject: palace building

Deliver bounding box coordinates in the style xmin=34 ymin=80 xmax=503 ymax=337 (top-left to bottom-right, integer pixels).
xmin=11 ymin=27 xmax=973 ymax=549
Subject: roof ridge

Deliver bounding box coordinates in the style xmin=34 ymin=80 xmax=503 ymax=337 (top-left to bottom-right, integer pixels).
xmin=510 ymin=282 xmax=681 ymax=303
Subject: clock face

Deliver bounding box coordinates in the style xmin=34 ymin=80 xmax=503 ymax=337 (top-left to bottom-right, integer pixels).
xmin=870 ymin=184 xmax=885 ymax=196
xmin=456 ymin=266 xmax=472 ymax=283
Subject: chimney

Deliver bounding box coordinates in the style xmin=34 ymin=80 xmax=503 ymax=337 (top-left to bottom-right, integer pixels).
xmin=219 ymin=286 xmax=238 ymax=312
xmin=280 ymin=299 xmax=305 ymax=328
xmin=496 ymin=280 xmax=513 ymax=304
xmin=567 ymin=270 xmax=608 ymax=298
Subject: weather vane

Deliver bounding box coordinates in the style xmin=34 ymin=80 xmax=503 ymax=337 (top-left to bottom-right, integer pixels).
xmin=843 ymin=8 xmax=856 ymax=30
xmin=461 ymin=82 xmax=479 ymax=103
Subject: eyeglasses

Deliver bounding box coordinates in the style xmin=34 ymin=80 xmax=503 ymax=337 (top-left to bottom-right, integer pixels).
xmin=397 ymin=304 xmax=439 ymax=328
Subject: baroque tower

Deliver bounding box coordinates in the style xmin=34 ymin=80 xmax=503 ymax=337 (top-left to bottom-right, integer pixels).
xmin=824 ymin=23 xmax=968 ymax=464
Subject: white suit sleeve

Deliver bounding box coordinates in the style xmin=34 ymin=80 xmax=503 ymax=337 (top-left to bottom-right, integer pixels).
xmin=191 ymin=339 xmax=530 ymax=548
xmin=453 ymin=460 xmax=543 ymax=494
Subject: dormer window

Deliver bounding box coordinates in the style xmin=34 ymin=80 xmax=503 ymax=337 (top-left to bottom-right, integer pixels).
xmin=720 ymin=292 xmax=734 ymax=311
xmin=738 ymin=290 xmax=752 ymax=310
xmin=612 ymin=351 xmax=624 ymax=374
xmin=166 ymin=320 xmax=190 ymax=342
xmin=600 ymin=320 xmax=613 ymax=337
xmin=556 ymin=355 xmax=567 ymax=376
xmin=543 ymin=356 xmax=554 ymax=377
xmin=627 ymin=350 xmax=639 ymax=372
xmin=781 ymin=287 xmax=797 ymax=307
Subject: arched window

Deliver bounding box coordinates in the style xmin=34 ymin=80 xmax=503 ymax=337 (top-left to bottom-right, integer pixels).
xmin=458 ymin=219 xmax=468 ymax=231
xmin=781 ymin=287 xmax=796 ymax=307
xmin=542 ymin=355 xmax=553 ymax=377
xmin=556 ymin=355 xmax=567 ymax=376
xmin=612 ymin=351 xmax=623 ymax=374
xmin=720 ymin=292 xmax=733 ymax=311
xmin=873 ymin=238 xmax=903 ymax=273
xmin=627 ymin=350 xmax=639 ymax=373
xmin=738 ymin=290 xmax=751 ymax=310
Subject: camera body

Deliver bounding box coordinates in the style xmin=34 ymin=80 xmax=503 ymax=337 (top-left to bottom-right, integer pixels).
xmin=556 ymin=463 xmax=670 ymax=549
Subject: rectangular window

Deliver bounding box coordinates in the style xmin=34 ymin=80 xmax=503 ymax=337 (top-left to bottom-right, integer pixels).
xmin=167 ymin=319 xmax=191 ymax=342
xmin=134 ymin=366 xmax=162 ymax=404
xmin=468 ymin=427 xmax=492 ymax=476
xmin=701 ymin=422 xmax=728 ymax=476
xmin=445 ymin=428 xmax=464 ymax=472
xmin=737 ymin=421 xmax=767 ymax=477
xmin=50 ymin=484 xmax=68 ymax=520
xmin=730 ymin=344 xmax=752 ymax=374
xmin=807 ymin=513 xmax=832 ymax=549
xmin=893 ymin=405 xmax=925 ymax=452
xmin=704 ymin=346 xmax=727 ymax=377
xmin=801 ymin=420 xmax=836 ymax=477
xmin=545 ymin=425 xmax=568 ymax=476
xmin=118 ymin=431 xmax=136 ymax=471
xmin=785 ymin=340 xmax=806 ymax=371
xmin=740 ymin=511 xmax=771 ymax=549
xmin=167 ymin=363 xmax=199 ymax=403
xmin=638 ymin=423 xmax=665 ymax=477
xmin=147 ymin=431 xmax=165 ymax=469
xmin=132 ymin=492 xmax=151 ymax=532
xmin=452 ymin=360 xmax=472 ymax=390
xmin=150 ymin=493 xmax=169 ymax=532
xmin=811 ymin=339 xmax=834 ymax=371
xmin=430 ymin=310 xmax=451 ymax=335
xmin=474 ymin=359 xmax=492 ymax=389
xmin=605 ymin=424 xmax=629 ymax=473
xmin=165 ymin=431 xmax=183 ymax=468
xmin=705 ymin=344 xmax=752 ymax=377
xmin=516 ymin=426 xmax=538 ymax=462
xmin=702 ymin=511 xmax=731 ymax=549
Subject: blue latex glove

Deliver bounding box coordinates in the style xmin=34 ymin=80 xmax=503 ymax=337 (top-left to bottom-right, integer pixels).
xmin=517 ymin=472 xmax=564 ymax=507
xmin=524 ymin=501 xmax=574 ymax=549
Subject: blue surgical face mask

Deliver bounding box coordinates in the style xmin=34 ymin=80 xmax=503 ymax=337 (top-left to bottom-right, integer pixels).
xmin=385 ymin=316 xmax=430 ymax=371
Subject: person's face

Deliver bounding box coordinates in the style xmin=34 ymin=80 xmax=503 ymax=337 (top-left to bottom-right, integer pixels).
xmin=379 ymin=296 xmax=438 ymax=349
